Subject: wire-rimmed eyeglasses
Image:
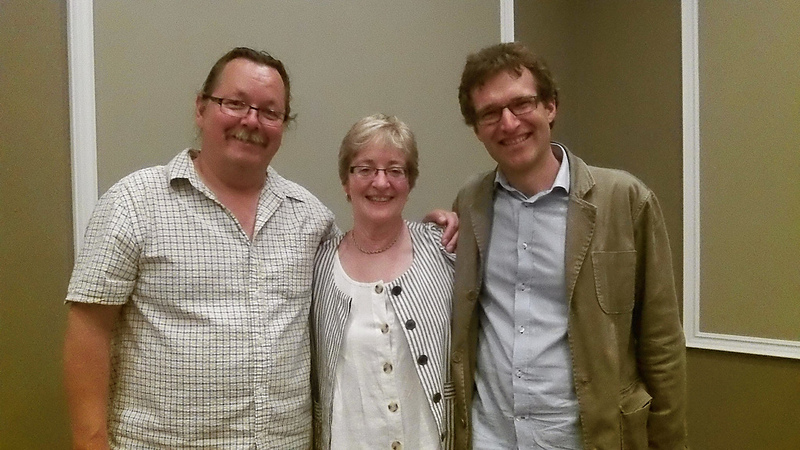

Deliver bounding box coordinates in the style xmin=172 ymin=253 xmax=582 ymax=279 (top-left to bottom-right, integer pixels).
xmin=349 ymin=166 xmax=408 ymax=180
xmin=204 ymin=95 xmax=285 ymax=126
xmin=475 ymin=95 xmax=539 ymax=126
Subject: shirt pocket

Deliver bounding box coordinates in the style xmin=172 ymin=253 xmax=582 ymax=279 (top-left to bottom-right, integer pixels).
xmin=260 ymin=232 xmax=313 ymax=299
xmin=591 ymin=250 xmax=636 ymax=314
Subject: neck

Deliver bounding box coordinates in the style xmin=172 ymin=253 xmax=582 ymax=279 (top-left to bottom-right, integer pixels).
xmin=193 ymin=153 xmax=266 ymax=196
xmin=350 ymin=218 xmax=405 ymax=254
xmin=502 ymin=151 xmax=561 ymax=197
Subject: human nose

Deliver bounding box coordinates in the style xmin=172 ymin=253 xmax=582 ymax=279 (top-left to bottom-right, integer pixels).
xmin=371 ymin=169 xmax=391 ymax=186
xmin=498 ymin=107 xmax=520 ymax=129
xmin=240 ymin=106 xmax=261 ymax=126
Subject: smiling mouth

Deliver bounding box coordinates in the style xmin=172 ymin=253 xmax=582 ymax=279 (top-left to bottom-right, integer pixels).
xmin=366 ymin=196 xmax=393 ymax=202
xmin=501 ymin=133 xmax=531 ymax=146
xmin=230 ymin=129 xmax=265 ymax=146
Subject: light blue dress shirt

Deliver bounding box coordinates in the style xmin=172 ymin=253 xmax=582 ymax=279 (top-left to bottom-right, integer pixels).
xmin=472 ymin=144 xmax=583 ymax=450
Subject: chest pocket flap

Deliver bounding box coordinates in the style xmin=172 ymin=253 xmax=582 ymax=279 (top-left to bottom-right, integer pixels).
xmin=591 ymin=250 xmax=636 ymax=314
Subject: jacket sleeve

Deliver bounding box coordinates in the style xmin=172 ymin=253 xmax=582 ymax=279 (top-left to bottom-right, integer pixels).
xmin=632 ymin=191 xmax=688 ymax=449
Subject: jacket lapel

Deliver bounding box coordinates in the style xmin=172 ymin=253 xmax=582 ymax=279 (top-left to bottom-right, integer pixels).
xmin=468 ymin=172 xmax=496 ymax=275
xmin=564 ymin=152 xmax=597 ymax=303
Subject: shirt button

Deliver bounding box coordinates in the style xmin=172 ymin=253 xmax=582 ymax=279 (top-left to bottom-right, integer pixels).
xmin=380 ymin=323 xmax=390 ymax=334
xmin=391 ymin=441 xmax=402 ymax=450
xmin=417 ymin=354 xmax=428 ymax=365
xmin=518 ymin=326 xmax=525 ymax=334
xmin=522 ymin=242 xmax=528 ymax=250
xmin=516 ymin=369 xmax=522 ymax=378
xmin=383 ymin=362 xmax=393 ymax=373
xmin=374 ymin=284 xmax=384 ymax=294
xmin=388 ymin=402 xmax=398 ymax=412
xmin=432 ymin=392 xmax=442 ymax=403
xmin=391 ymin=285 xmax=402 ymax=296
xmin=405 ymin=319 xmax=416 ymax=330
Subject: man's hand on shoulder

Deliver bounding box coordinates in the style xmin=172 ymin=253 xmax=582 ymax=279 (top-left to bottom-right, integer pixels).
xmin=423 ymin=209 xmax=459 ymax=252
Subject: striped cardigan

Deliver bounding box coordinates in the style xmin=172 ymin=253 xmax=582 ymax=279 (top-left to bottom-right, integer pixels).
xmin=311 ymin=221 xmax=455 ymax=449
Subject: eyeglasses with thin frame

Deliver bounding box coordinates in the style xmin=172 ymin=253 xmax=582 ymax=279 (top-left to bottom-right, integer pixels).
xmin=475 ymin=95 xmax=539 ymax=126
xmin=349 ymin=165 xmax=408 ymax=180
xmin=204 ymin=95 xmax=285 ymax=126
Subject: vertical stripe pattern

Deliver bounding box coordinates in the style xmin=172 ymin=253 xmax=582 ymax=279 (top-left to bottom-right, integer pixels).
xmin=311 ymin=221 xmax=455 ymax=449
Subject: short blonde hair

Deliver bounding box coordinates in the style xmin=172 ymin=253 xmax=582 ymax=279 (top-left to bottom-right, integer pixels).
xmin=338 ymin=114 xmax=419 ymax=188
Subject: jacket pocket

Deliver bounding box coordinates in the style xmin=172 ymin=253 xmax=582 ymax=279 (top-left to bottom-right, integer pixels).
xmin=619 ymin=382 xmax=652 ymax=450
xmin=591 ymin=250 xmax=636 ymax=314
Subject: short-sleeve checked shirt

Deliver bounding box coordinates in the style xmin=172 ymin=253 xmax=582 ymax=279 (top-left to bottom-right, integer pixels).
xmin=67 ymin=149 xmax=335 ymax=449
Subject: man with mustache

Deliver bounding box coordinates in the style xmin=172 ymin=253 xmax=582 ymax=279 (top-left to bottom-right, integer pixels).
xmin=63 ymin=47 xmax=456 ymax=449
xmin=450 ymin=43 xmax=687 ymax=449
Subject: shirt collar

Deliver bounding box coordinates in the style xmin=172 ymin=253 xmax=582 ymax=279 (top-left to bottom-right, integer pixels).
xmin=167 ymin=148 xmax=311 ymax=204
xmin=494 ymin=141 xmax=571 ymax=199
xmin=166 ymin=148 xmax=198 ymax=183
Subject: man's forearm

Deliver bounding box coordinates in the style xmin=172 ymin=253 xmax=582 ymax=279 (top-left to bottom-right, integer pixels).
xmin=63 ymin=303 xmax=121 ymax=449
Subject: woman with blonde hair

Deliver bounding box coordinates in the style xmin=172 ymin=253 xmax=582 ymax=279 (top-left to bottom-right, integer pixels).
xmin=311 ymin=114 xmax=454 ymax=449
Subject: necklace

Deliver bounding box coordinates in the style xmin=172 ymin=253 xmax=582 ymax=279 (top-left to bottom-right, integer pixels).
xmin=349 ymin=228 xmax=402 ymax=254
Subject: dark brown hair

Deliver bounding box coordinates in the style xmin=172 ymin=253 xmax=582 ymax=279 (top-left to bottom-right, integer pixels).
xmin=458 ymin=42 xmax=559 ymax=127
xmin=201 ymin=47 xmax=295 ymax=123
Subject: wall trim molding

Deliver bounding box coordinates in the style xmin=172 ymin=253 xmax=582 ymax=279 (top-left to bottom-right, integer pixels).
xmin=681 ymin=0 xmax=800 ymax=359
xmin=500 ymin=0 xmax=514 ymax=42
xmin=67 ymin=0 xmax=98 ymax=256
xmin=67 ymin=1 xmax=511 ymax=256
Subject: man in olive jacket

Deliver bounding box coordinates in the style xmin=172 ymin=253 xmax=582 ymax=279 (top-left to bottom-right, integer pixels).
xmin=451 ymin=43 xmax=687 ymax=449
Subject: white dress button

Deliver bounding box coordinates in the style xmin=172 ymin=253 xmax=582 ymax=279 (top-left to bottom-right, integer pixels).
xmin=374 ymin=284 xmax=384 ymax=294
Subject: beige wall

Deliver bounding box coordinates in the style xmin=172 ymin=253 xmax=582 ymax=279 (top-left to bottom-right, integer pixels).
xmin=92 ymin=0 xmax=498 ymax=230
xmin=698 ymin=1 xmax=799 ymax=340
xmin=0 ymin=1 xmax=497 ymax=447
xmin=5 ymin=1 xmax=798 ymax=448
xmin=0 ymin=1 xmax=73 ymax=447
xmin=517 ymin=2 xmax=800 ymax=449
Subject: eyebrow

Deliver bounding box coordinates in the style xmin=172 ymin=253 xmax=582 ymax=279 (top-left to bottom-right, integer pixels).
xmin=477 ymin=95 xmax=536 ymax=112
xmin=222 ymin=90 xmax=283 ymax=108
xmin=352 ymin=158 xmax=406 ymax=165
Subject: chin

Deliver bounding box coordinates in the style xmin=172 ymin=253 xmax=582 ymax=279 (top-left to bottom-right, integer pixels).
xmin=357 ymin=207 xmax=403 ymax=223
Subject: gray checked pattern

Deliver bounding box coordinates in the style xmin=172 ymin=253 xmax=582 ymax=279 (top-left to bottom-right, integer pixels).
xmin=67 ymin=149 xmax=335 ymax=449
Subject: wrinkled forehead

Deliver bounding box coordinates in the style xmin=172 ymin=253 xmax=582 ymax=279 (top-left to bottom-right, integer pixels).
xmin=472 ymin=67 xmax=538 ymax=107
xmin=213 ymin=59 xmax=286 ymax=100
xmin=353 ymin=137 xmax=408 ymax=162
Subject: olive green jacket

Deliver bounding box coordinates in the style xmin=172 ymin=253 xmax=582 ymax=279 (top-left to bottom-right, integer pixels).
xmin=451 ymin=149 xmax=687 ymax=449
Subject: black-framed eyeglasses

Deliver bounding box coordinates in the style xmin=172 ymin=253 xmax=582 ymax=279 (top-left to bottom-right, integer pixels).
xmin=349 ymin=166 xmax=408 ymax=180
xmin=203 ymin=95 xmax=285 ymax=126
xmin=475 ymin=95 xmax=539 ymax=126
